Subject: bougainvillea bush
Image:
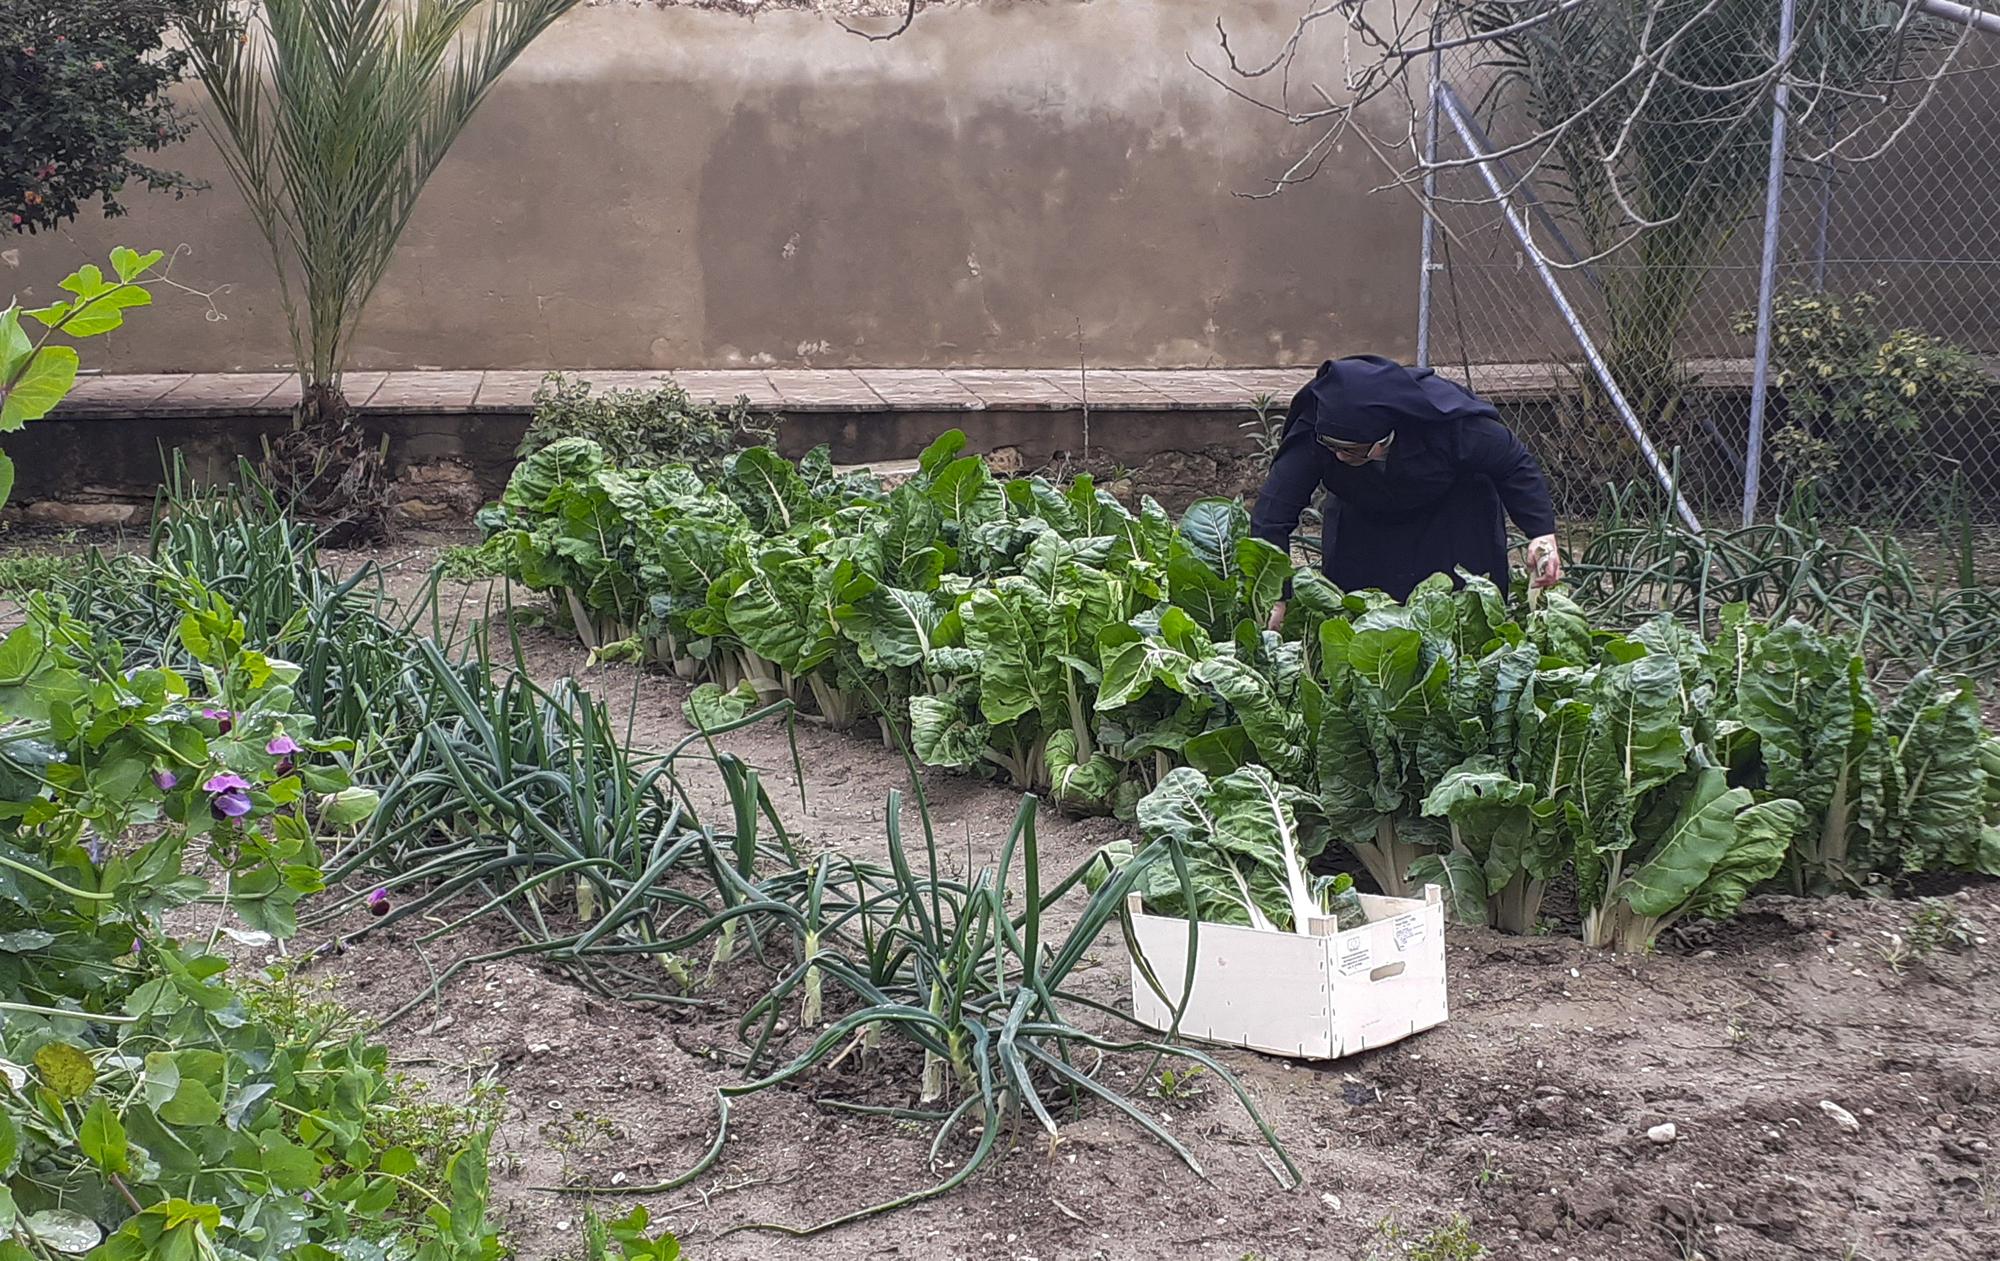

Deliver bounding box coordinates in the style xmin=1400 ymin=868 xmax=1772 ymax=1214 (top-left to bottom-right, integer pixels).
xmin=1 ymin=0 xmax=204 ymax=234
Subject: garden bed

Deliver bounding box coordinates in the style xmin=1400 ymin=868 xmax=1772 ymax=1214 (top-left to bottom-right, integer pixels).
xmin=250 ymin=543 xmax=2000 ymax=1261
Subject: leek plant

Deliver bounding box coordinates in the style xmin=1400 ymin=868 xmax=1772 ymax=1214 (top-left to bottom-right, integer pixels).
xmin=585 ymin=791 xmax=1299 ymax=1238
xmin=1568 ymin=482 xmax=2000 ymax=683
xmin=312 ymin=634 xmax=802 ymax=1020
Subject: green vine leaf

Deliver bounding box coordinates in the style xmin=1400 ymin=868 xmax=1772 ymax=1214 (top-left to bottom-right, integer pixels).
xmin=33 ymin=1041 xmax=95 ymax=1101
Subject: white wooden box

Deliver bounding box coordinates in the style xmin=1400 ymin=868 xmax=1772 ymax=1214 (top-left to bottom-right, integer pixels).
xmin=1125 ymin=885 xmax=1449 ymax=1060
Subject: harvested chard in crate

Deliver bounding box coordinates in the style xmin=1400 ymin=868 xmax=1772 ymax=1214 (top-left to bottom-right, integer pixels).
xmin=1091 ymin=765 xmax=1450 ymax=1059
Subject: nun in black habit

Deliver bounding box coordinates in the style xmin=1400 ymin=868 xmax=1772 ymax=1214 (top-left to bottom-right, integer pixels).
xmin=1252 ymin=355 xmax=1562 ymax=623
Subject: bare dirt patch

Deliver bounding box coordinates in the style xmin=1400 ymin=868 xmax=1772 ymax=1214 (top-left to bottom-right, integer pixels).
xmin=247 ymin=543 xmax=2000 ymax=1261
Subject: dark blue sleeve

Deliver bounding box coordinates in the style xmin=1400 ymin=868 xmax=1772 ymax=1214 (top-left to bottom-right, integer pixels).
xmin=1458 ymin=418 xmax=1557 ymax=538
xmin=1251 ymin=388 xmax=1329 ymax=555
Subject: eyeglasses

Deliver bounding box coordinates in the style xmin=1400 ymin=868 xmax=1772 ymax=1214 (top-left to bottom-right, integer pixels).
xmin=1318 ymin=432 xmax=1393 ymax=458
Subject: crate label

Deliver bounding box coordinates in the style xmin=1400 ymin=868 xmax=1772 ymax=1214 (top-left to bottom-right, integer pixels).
xmin=1388 ymin=913 xmax=1424 ymax=955
xmin=1336 ymin=934 xmax=1373 ymax=975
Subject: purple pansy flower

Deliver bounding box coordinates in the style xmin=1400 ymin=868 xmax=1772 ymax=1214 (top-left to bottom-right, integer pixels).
xmin=155 ymin=770 xmax=178 ymax=792
xmin=204 ymin=771 xmax=253 ymax=820
xmin=201 ymin=707 xmax=234 ymax=734
xmin=366 ymin=887 xmax=391 ymax=918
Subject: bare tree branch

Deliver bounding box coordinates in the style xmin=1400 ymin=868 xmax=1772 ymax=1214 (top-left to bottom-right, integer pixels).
xmin=836 ymin=0 xmax=920 ymax=42
xmin=1197 ymin=0 xmax=1981 ymax=269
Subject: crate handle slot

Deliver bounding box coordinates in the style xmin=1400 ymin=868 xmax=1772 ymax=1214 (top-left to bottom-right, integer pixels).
xmin=1367 ymin=961 xmax=1407 ymax=982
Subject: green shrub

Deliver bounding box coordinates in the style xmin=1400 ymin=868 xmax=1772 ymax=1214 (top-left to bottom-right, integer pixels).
xmin=1 ymin=1 xmax=204 ymax=234
xmin=1906 ymin=896 xmax=1982 ymax=958
xmin=519 ymin=371 xmax=777 ymax=476
xmin=0 ymin=550 xmax=68 ymax=593
xmin=1736 ymin=290 xmax=1991 ymax=515
xmin=439 ymin=540 xmax=509 ymax=582
xmin=1408 ymin=1216 xmax=1488 ymax=1261
xmin=0 ymin=576 xmax=513 ymax=1259
xmin=3 ymin=248 xmax=162 ymax=508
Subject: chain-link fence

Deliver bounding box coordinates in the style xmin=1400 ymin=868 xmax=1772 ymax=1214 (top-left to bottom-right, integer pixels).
xmin=1415 ymin=3 xmax=2000 ymax=534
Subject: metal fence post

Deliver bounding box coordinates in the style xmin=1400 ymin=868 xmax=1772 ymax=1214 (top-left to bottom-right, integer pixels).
xmin=1437 ymin=84 xmax=1705 ymax=534
xmin=1917 ymin=0 xmax=2000 ymax=35
xmin=1415 ymin=42 xmax=1442 ymax=369
xmin=1741 ymin=0 xmax=1799 ymax=526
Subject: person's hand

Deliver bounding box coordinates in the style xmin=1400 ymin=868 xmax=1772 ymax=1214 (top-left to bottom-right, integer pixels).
xmin=1526 ymin=534 xmax=1563 ymax=589
xmin=1266 ymin=600 xmax=1288 ymax=633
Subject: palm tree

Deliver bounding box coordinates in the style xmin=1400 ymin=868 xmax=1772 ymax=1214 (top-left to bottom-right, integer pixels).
xmin=184 ymin=0 xmax=575 ymax=542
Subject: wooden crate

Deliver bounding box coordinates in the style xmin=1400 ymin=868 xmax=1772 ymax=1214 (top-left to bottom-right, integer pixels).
xmin=1125 ymin=885 xmax=1449 ymax=1060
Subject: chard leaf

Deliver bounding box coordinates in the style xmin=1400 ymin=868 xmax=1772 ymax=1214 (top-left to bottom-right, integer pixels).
xmin=727 ymin=543 xmax=835 ymax=675
xmin=1096 ymin=614 xmax=1209 ymax=710
xmin=1175 ymin=499 xmax=1248 ymax=573
xmin=1183 ymin=726 xmax=1253 ymax=776
xmin=1135 ymin=766 xmax=1328 ymax=932
xmin=909 ymin=691 xmax=988 ymax=769
xmin=1408 ymin=849 xmax=1489 ymax=926
xmin=841 ymin=585 xmax=942 ymax=670
xmin=502 ymin=436 xmax=606 ymax=511
xmin=916 ymin=428 xmax=968 ymax=476
xmin=1236 ymin=537 xmax=1293 ymax=628
xmin=684 ymin=681 xmax=759 ymax=733
xmin=1571 ymin=654 xmax=1690 ymax=854
xmin=1526 ymin=590 xmax=1593 ymax=663
xmin=724 ymin=447 xmax=817 ymax=534
xmin=960 ymin=579 xmax=1061 ymax=725
xmin=1190 ymin=654 xmax=1307 ymax=782
xmin=1618 ymin=769 xmax=1801 ymax=920
xmin=928 ymin=454 xmax=1007 ymax=529
xmin=1313 ymin=667 xmax=1385 ymax=841
xmin=1872 ymin=671 xmax=1988 ymax=874
xmin=1047 ymin=730 xmax=1118 ymax=813
xmin=1165 ymin=552 xmax=1237 ymax=638
xmin=1685 ymin=798 xmax=1805 ymax=921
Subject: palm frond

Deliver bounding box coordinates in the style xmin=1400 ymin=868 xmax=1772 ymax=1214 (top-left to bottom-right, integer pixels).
xmin=185 ymin=0 xmax=576 ymax=393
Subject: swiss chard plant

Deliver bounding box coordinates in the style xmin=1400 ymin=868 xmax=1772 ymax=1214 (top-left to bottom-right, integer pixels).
xmin=481 ymin=430 xmax=2000 ymax=950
